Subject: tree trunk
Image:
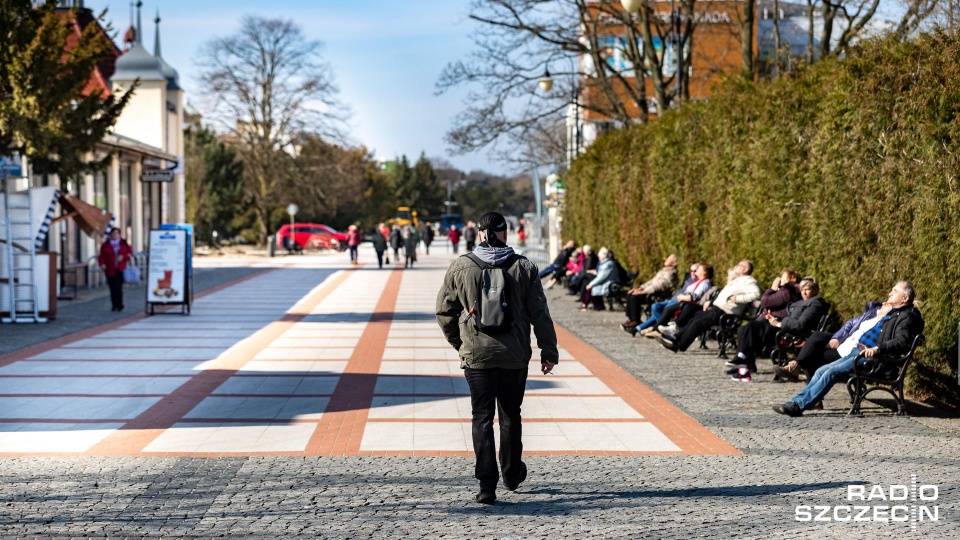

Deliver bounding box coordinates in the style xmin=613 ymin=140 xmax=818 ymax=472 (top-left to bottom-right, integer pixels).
xmin=773 ymin=0 xmax=782 ymax=77
xmin=820 ymin=2 xmax=835 ymax=58
xmin=741 ymin=0 xmax=756 ymax=77
xmin=807 ymin=0 xmax=815 ymax=64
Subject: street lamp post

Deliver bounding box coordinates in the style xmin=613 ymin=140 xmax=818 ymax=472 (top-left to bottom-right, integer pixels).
xmin=539 ymin=64 xmax=581 ymax=166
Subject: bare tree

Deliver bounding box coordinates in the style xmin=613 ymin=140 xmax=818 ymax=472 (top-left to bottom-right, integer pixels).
xmin=197 ymin=16 xmax=347 ymax=245
xmin=437 ymin=0 xmax=695 ymax=163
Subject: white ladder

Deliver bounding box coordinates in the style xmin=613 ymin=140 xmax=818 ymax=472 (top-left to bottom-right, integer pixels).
xmin=2 ymin=171 xmax=45 ymax=323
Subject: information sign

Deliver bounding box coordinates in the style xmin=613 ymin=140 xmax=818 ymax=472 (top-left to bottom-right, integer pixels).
xmin=141 ymin=169 xmax=175 ymax=182
xmin=146 ymin=229 xmax=190 ymax=314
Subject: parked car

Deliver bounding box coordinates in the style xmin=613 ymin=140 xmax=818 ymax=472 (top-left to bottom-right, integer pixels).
xmin=276 ymin=223 xmax=348 ymax=252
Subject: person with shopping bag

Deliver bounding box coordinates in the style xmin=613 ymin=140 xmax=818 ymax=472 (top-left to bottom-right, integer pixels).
xmin=98 ymin=228 xmax=134 ymax=311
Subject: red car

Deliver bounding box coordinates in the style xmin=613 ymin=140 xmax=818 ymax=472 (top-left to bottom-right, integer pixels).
xmin=276 ymin=223 xmax=348 ymax=251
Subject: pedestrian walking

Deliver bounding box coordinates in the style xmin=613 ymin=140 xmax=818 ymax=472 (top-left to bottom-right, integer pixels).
xmin=403 ymin=227 xmax=418 ymax=268
xmin=436 ymin=211 xmax=559 ymax=505
xmin=347 ymin=224 xmax=361 ymax=265
xmin=370 ymin=228 xmax=387 ymax=268
xmin=98 ymin=227 xmax=133 ymax=312
xmin=418 ymin=221 xmax=434 ymax=255
xmin=389 ymin=225 xmax=403 ymax=262
xmin=517 ymin=221 xmax=526 ymax=247
xmin=464 ymin=221 xmax=477 ymax=251
xmin=379 ymin=223 xmax=391 ymax=264
xmin=448 ymin=224 xmax=461 ymax=254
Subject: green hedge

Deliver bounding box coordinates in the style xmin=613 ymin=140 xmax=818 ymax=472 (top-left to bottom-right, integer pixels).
xmin=563 ymin=32 xmax=960 ymax=406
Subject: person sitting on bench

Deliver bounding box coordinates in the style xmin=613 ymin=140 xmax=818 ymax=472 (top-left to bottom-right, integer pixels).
xmin=773 ymin=281 xmax=923 ymax=417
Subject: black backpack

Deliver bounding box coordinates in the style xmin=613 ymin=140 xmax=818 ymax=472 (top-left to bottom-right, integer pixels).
xmin=464 ymin=252 xmax=520 ymax=334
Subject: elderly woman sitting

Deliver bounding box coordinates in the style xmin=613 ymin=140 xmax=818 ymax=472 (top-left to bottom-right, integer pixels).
xmin=728 ymin=277 xmax=828 ymax=377
xmin=581 ymin=247 xmax=616 ymax=311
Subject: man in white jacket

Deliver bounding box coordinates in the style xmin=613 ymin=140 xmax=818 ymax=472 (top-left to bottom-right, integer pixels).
xmin=659 ymin=259 xmax=761 ymax=353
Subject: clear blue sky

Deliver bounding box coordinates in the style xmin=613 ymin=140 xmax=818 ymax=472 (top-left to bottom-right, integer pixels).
xmin=89 ymin=0 xmax=500 ymax=173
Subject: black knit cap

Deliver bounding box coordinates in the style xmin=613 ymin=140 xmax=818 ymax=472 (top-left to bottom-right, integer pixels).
xmin=477 ymin=211 xmax=508 ymax=232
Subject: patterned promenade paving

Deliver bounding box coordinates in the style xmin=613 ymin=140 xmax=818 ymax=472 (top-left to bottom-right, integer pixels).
xmin=1 ymin=244 xmax=958 ymax=539
xmin=0 ymin=248 xmax=734 ymax=458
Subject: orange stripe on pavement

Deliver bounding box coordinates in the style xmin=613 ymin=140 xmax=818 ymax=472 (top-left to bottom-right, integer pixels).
xmin=85 ymin=270 xmax=355 ymax=456
xmin=553 ymin=324 xmax=741 ymax=456
xmin=304 ymin=269 xmax=403 ymax=456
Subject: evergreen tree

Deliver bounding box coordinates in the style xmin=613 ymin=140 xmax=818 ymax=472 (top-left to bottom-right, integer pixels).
xmin=184 ymin=124 xmax=243 ymax=244
xmin=0 ymin=1 xmax=131 ymax=182
xmin=410 ymin=153 xmax=445 ymax=216
xmin=390 ymin=155 xmax=415 ymax=206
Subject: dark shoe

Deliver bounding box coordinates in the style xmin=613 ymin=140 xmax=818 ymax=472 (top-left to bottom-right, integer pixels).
xmin=504 ymin=462 xmax=527 ymax=492
xmin=475 ymin=490 xmax=496 ymax=505
xmin=772 ymin=402 xmax=803 ymax=417
xmin=812 ymin=401 xmax=823 ymax=410
xmin=118 ymin=305 xmax=124 ymax=311
xmin=658 ymin=336 xmax=678 ymax=352
xmin=730 ymin=367 xmax=752 ymax=382
xmin=620 ymin=320 xmax=637 ymax=330
xmin=625 ymin=326 xmax=638 ymax=337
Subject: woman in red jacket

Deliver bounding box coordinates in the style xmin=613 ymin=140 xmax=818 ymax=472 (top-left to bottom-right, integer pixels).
xmin=98 ymin=228 xmax=133 ymax=311
xmin=447 ymin=225 xmax=461 ymax=254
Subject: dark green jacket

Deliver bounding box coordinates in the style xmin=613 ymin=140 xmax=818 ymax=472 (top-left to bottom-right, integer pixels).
xmin=436 ymin=252 xmax=559 ymax=369
xmin=371 ymin=233 xmax=387 ymax=253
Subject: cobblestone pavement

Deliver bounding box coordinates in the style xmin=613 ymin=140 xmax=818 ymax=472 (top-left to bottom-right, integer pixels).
xmin=1 ymin=245 xmax=958 ymax=539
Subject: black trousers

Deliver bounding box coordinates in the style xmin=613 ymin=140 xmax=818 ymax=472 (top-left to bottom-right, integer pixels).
xmin=464 ymin=367 xmax=527 ymax=490
xmin=466 ymin=240 xmax=476 ymax=251
xmin=794 ymin=331 xmax=841 ymax=376
xmin=107 ymin=273 xmax=124 ymax=310
xmin=625 ymin=293 xmax=653 ymax=323
xmin=736 ymin=319 xmax=777 ymax=362
xmin=658 ymin=301 xmax=700 ymax=328
xmin=676 ymin=306 xmax=724 ymax=351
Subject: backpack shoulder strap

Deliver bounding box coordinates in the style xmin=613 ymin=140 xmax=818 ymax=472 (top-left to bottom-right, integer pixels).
xmin=463 ymin=252 xmax=491 ymax=270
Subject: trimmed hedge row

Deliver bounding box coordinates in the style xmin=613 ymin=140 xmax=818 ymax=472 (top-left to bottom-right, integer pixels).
xmin=562 ymin=32 xmax=960 ymax=405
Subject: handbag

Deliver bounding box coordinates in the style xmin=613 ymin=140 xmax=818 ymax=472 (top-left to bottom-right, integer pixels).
xmin=123 ymin=265 xmax=141 ymax=284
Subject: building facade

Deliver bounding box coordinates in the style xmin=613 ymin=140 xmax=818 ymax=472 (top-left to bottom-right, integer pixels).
xmin=24 ymin=1 xmax=185 ymax=276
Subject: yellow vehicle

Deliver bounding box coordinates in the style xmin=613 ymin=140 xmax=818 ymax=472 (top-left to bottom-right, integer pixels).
xmin=391 ymin=207 xmax=419 ymax=228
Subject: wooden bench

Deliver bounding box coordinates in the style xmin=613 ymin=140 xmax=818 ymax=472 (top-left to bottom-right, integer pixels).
xmin=846 ymin=334 xmax=924 ymax=416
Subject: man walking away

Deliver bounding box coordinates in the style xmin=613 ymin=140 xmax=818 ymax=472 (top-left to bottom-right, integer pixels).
xmin=418 ymin=221 xmax=434 ymax=255
xmin=370 ymin=228 xmax=387 ymax=268
xmin=464 ymin=221 xmax=478 ymax=251
xmin=436 ymin=211 xmax=559 ymax=505
xmin=389 ymin=225 xmax=403 ymax=262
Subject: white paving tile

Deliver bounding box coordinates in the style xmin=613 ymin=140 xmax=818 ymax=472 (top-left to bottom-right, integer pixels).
xmin=0 ymin=361 xmax=206 ymax=376
xmin=254 ymin=348 xmax=353 ymax=360
xmin=381 ymin=348 xmax=460 ymax=360
xmin=270 ymin=338 xmax=360 ymax=348
xmin=143 ymin=422 xmax=317 ymax=453
xmin=64 ymin=338 xmax=241 ymax=348
xmin=213 ymin=376 xmax=338 ymax=395
xmin=358 ymin=422 xmax=414 ymax=451
xmin=184 ymin=396 xmax=328 ymax=420
xmin=0 ymin=377 xmax=190 ymax=395
xmin=30 ymin=348 xmax=228 ymax=361
xmin=521 ymin=396 xmax=643 ymax=419
xmin=373 ymin=376 xmax=470 ymax=395
xmin=0 ymin=396 xmax=162 ymax=420
xmin=385 ymin=338 xmax=451 ymax=348
xmin=0 ymin=423 xmax=122 ymax=453
xmin=238 ymin=361 xmax=348 ymax=374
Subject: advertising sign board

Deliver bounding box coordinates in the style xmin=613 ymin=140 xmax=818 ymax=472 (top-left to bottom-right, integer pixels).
xmin=146 ymin=228 xmax=190 ymax=314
